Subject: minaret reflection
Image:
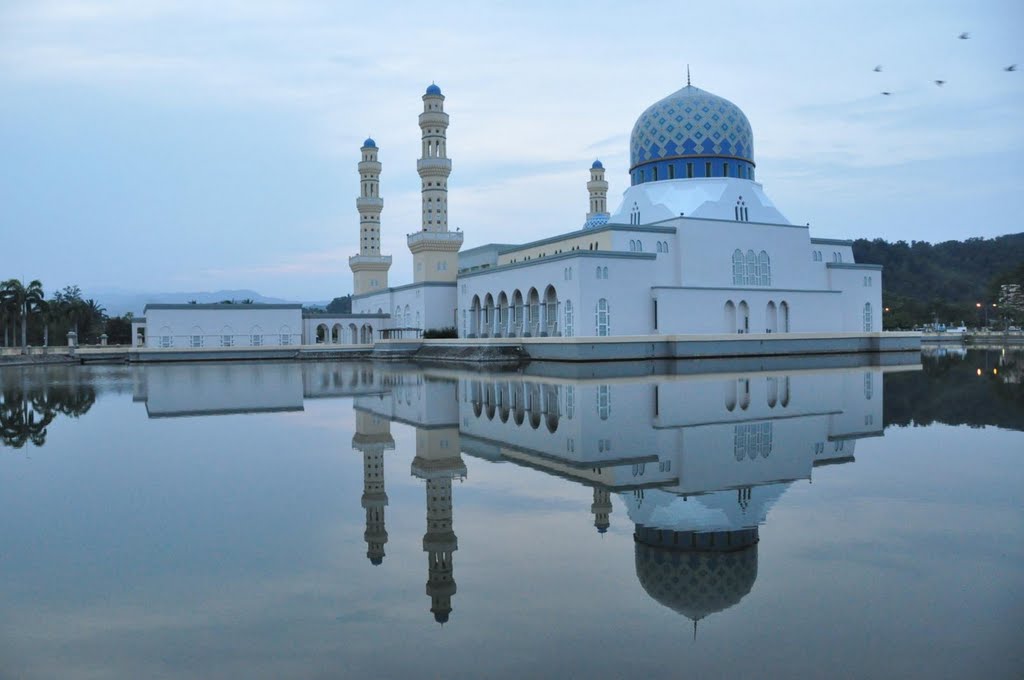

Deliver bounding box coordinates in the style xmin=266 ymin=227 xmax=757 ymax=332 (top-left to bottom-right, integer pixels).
xmin=411 ymin=426 xmax=466 ymax=624
xmin=591 ymin=487 xmax=612 ymax=534
xmin=352 ymin=411 xmax=395 ymax=565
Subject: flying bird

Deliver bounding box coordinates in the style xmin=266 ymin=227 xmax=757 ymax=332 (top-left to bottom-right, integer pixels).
xmin=881 ymin=91 xmax=892 ymax=96
xmin=874 ymin=65 xmax=883 ymax=72
xmin=958 ymin=32 xmax=970 ymax=39
xmin=1006 ymin=64 xmax=1017 ymax=72
xmin=934 ymin=80 xmax=946 ymax=86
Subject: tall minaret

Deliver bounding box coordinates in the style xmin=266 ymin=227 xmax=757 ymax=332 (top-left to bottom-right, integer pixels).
xmin=352 ymin=411 xmax=395 ymax=565
xmin=349 ymin=137 xmax=393 ymax=296
xmin=411 ymin=426 xmax=466 ymax=624
xmin=583 ymin=160 xmax=610 ymax=229
xmin=407 ymin=84 xmax=463 ymax=283
xmin=591 ymin=486 xmax=613 ymax=534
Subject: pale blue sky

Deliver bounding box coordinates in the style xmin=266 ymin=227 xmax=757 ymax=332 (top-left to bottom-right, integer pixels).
xmin=1 ymin=0 xmax=1021 ymax=300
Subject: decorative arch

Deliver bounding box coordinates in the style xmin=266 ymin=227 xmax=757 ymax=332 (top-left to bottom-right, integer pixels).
xmin=724 ymin=300 xmax=737 ymax=333
xmin=732 ymin=249 xmax=744 ymax=285
xmin=543 ymin=285 xmax=558 ymax=336
xmin=526 ymin=288 xmax=540 ymax=336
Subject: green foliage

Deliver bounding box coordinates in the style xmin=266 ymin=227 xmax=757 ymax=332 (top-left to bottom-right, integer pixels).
xmin=104 ymin=316 xmax=133 ymax=345
xmin=326 ymin=295 xmax=352 ymax=314
xmin=885 ymin=350 xmax=1024 ymax=430
xmin=422 ymin=327 xmax=458 ymax=339
xmin=853 ymin=233 xmax=1024 ymax=328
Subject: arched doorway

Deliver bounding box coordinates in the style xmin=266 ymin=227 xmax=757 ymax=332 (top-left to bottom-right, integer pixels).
xmin=331 ymin=323 xmax=342 ymax=343
xmin=469 ymin=295 xmax=481 ymax=337
xmin=738 ymin=301 xmax=750 ymax=334
xmin=349 ymin=323 xmax=358 ymax=344
xmin=766 ymin=301 xmax=778 ymax=333
xmin=483 ymin=294 xmax=494 ymax=337
xmin=724 ymin=300 xmax=736 ymax=333
xmin=497 ymin=292 xmax=509 ymax=337
xmin=511 ymin=290 xmax=524 ymax=337
xmin=316 ymin=323 xmax=328 ymax=344
xmin=543 ymin=285 xmax=558 ymax=336
xmin=780 ymin=301 xmax=790 ymax=332
xmin=527 ymin=288 xmax=540 ymax=336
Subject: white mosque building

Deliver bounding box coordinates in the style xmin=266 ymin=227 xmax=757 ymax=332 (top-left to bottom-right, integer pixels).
xmin=353 ymin=78 xmax=881 ymax=340
xmin=134 ymin=78 xmax=882 ymax=348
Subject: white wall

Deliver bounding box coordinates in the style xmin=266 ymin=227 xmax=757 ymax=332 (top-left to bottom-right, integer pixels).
xmin=144 ymin=307 xmax=302 ymax=348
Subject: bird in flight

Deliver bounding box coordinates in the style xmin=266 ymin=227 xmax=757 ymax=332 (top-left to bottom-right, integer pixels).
xmin=1006 ymin=64 xmax=1017 ymax=72
xmin=958 ymin=32 xmax=970 ymax=39
xmin=874 ymin=65 xmax=883 ymax=72
xmin=934 ymin=80 xmax=946 ymax=86
xmin=881 ymin=91 xmax=892 ymax=96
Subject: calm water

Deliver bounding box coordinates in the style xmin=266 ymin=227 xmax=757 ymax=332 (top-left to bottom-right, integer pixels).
xmin=1 ymin=350 xmax=1022 ymax=679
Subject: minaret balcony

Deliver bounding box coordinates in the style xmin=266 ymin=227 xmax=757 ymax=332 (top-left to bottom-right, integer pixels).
xmin=348 ymin=254 xmax=393 ymax=269
xmin=407 ymin=230 xmax=464 ymax=253
xmin=417 ymin=158 xmax=452 ymax=173
xmin=356 ymin=197 xmax=384 ymax=210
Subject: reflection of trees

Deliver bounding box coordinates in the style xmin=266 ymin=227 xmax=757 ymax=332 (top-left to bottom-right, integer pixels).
xmin=885 ymin=350 xmax=1024 ymax=431
xmin=0 ymin=381 xmax=96 ymax=449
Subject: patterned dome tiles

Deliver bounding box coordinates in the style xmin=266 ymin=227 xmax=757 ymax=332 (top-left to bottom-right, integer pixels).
xmin=631 ymin=86 xmax=754 ymax=168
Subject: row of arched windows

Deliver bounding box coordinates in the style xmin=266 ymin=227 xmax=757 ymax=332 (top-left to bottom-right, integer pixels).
xmin=157 ymin=324 xmax=298 ymax=348
xmin=732 ymin=249 xmax=771 ymax=286
xmin=725 ymin=299 xmax=790 ymax=333
xmin=725 ymin=377 xmax=791 ymax=411
xmin=465 ymin=286 xmax=559 ymax=338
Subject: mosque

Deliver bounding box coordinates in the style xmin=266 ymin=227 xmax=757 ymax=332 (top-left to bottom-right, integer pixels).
xmin=133 ymin=77 xmax=881 ymax=348
xmin=349 ymin=77 xmax=882 ymax=340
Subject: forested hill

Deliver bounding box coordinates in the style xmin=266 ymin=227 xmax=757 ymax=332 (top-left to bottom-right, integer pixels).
xmin=852 ymin=233 xmax=1024 ymax=304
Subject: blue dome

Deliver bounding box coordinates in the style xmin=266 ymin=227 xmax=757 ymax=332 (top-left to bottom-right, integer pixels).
xmin=630 ymin=84 xmax=754 ymax=183
xmin=425 ymin=83 xmax=442 ymax=96
xmin=591 ymin=159 xmax=604 ymax=169
xmin=362 ymin=137 xmax=376 ymax=148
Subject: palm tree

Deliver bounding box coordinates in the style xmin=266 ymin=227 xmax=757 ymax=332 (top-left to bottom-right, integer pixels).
xmin=0 ymin=279 xmax=45 ymax=353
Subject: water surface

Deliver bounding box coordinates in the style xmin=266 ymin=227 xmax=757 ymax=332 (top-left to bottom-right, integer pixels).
xmin=1 ymin=350 xmax=1021 ymax=679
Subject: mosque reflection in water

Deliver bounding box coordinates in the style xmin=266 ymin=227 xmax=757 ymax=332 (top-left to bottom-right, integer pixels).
xmin=127 ymin=358 xmax=896 ymax=628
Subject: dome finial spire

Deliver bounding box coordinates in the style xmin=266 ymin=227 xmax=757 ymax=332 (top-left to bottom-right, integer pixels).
xmin=687 ymin=64 xmax=691 ymax=87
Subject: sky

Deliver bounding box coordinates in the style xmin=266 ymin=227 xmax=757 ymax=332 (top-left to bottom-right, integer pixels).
xmin=0 ymin=0 xmax=1021 ymax=302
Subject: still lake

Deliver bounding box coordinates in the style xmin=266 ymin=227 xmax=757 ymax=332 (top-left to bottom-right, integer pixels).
xmin=1 ymin=350 xmax=1022 ymax=679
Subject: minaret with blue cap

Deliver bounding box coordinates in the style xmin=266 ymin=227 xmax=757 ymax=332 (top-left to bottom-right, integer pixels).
xmin=408 ymin=83 xmax=463 ymax=283
xmin=584 ymin=159 xmax=610 ymax=229
xmin=349 ymin=137 xmax=392 ymax=295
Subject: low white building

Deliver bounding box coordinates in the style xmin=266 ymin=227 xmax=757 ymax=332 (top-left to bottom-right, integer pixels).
xmin=138 ymin=303 xmax=303 ymax=348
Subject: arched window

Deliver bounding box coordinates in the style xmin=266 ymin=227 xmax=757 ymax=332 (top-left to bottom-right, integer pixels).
xmin=596 ymin=298 xmax=610 ymax=336
xmin=597 ymin=385 xmax=611 ymax=419
xmin=564 ymin=300 xmax=574 ymax=337
xmin=656 ymin=241 xmax=662 ymax=253
xmin=758 ymin=251 xmax=771 ymax=286
xmin=603 ymin=266 xmax=609 ymax=279
xmin=738 ymin=379 xmax=751 ymax=410
xmin=596 ymin=266 xmax=602 ymax=279
xmin=863 ymin=302 xmax=873 ymax=332
xmin=745 ymin=250 xmax=757 ymax=285
xmin=629 ymin=239 xmax=636 ymax=251
xmin=735 ymin=197 xmax=748 ymax=222
xmin=732 ymin=249 xmax=745 ymax=284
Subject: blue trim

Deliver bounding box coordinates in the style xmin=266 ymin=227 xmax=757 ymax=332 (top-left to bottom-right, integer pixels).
xmin=631 ymin=157 xmax=755 ymax=185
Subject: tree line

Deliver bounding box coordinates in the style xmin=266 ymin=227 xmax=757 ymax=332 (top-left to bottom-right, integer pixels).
xmin=853 ymin=233 xmax=1024 ymax=329
xmin=0 ymin=280 xmax=132 ymax=350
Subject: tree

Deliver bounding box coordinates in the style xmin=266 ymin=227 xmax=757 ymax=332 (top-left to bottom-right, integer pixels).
xmin=326 ymin=295 xmax=352 ymax=314
xmin=1 ymin=279 xmax=45 ymax=353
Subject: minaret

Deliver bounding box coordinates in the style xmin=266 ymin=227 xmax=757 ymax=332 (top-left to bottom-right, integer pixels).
xmin=349 ymin=137 xmax=393 ymax=296
xmin=591 ymin=486 xmax=612 ymax=534
xmin=411 ymin=426 xmax=466 ymax=624
xmin=583 ymin=159 xmax=610 ymax=229
xmin=352 ymin=411 xmax=395 ymax=565
xmin=407 ymin=84 xmax=463 ymax=283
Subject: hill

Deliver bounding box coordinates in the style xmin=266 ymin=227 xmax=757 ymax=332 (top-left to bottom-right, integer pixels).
xmin=852 ymin=233 xmax=1024 ymax=328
